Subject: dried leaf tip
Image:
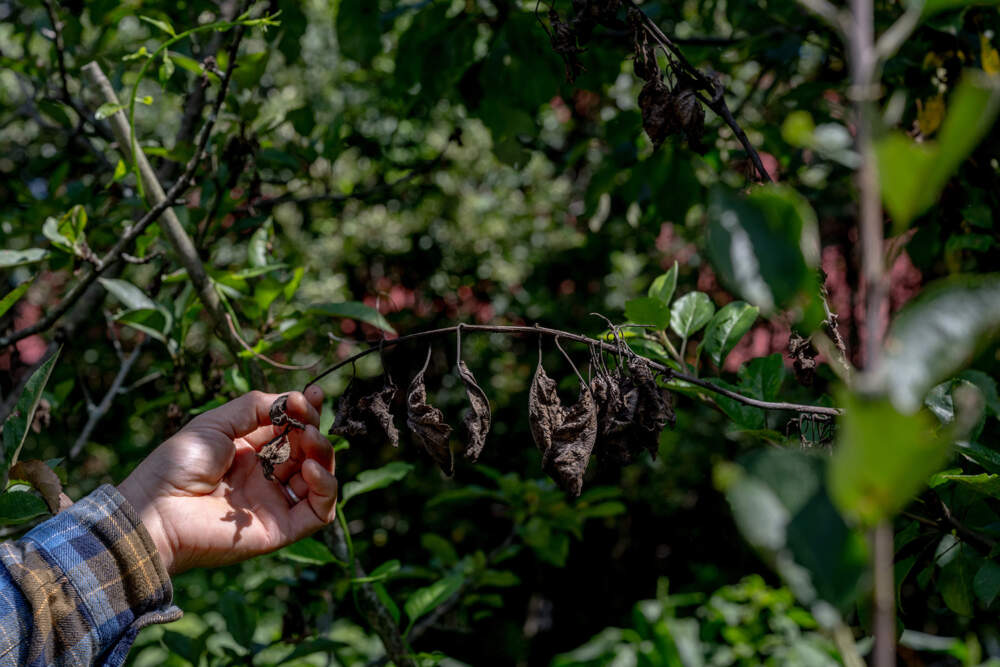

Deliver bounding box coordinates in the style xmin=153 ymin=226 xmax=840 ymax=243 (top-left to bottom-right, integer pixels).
xmin=529 ymin=359 xmax=560 ymax=455
xmin=458 ymin=360 xmax=491 ymax=461
xmin=407 ymin=348 xmax=454 ymax=476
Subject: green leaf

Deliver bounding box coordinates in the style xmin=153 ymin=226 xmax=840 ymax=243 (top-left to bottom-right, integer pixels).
xmin=404 ymin=575 xmax=463 ymax=631
xmin=220 ymin=590 xmax=256 ymax=646
xmin=648 ymin=261 xmax=678 ymax=306
xmin=369 ymin=559 xmax=401 ymax=579
xmin=956 ymin=440 xmax=1000 ymax=474
xmin=829 ymin=391 xmax=945 ymax=526
xmin=341 ymin=462 xmax=414 ymax=504
xmin=715 ymin=449 xmax=868 ymax=616
xmin=706 ymin=185 xmax=822 ymax=326
xmin=915 ymin=0 xmax=1000 ymax=15
xmin=233 ymin=51 xmax=269 ymax=89
xmin=877 ymin=73 xmax=1000 ymax=230
xmin=98 ymin=277 xmax=157 ymax=311
xmin=421 ymin=533 xmax=458 ymax=566
xmin=139 ymin=15 xmax=177 ymax=36
xmin=337 ymin=0 xmax=381 ymax=64
xmin=880 ymin=274 xmax=1000 ymax=414
xmin=624 ymin=297 xmax=671 ymax=330
xmin=306 ymin=301 xmax=396 ymax=334
xmin=248 ymin=224 xmax=269 ymax=268
xmin=115 ymin=309 xmax=174 ymax=352
xmin=936 ymin=537 xmax=977 ymax=616
xmin=669 ymin=292 xmax=715 ymax=338
xmin=974 ymin=560 xmax=1000 ymax=606
xmin=158 ymin=52 xmax=175 ymax=84
xmin=934 ymin=473 xmax=1000 ymax=497
xmin=2 ymin=348 xmax=61 ymax=482
xmin=0 ymin=280 xmax=33 ymax=318
xmin=95 ymin=102 xmax=125 ymax=119
xmin=0 ymin=249 xmax=48 ymax=268
xmin=111 ymin=159 xmax=128 ymax=183
xmin=698 ymin=301 xmax=759 ymax=368
xmin=277 ymin=538 xmax=339 ymax=565
xmin=0 ymin=491 xmax=49 ymax=525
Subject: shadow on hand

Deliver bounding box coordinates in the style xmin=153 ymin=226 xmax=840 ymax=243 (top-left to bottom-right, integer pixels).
xmin=221 ymin=487 xmax=252 ymax=544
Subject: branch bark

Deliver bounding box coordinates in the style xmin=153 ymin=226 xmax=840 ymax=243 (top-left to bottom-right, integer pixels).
xmin=69 ymin=341 xmax=144 ymax=459
xmin=303 ymin=323 xmax=843 ymax=418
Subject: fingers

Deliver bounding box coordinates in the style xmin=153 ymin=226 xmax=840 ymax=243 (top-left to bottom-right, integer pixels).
xmin=289 ymin=458 xmax=338 ymax=537
xmin=270 ymin=423 xmax=333 ymax=482
xmin=193 ymin=390 xmax=277 ymax=439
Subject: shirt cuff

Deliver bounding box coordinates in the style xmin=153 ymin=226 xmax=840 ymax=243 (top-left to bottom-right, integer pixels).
xmin=22 ymin=483 xmax=182 ymax=665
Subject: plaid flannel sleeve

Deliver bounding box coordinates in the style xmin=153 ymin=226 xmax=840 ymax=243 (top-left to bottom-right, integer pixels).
xmin=0 ymin=484 xmax=182 ymax=667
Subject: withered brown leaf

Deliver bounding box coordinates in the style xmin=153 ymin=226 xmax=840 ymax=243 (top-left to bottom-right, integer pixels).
xmin=674 ymin=87 xmax=706 ymax=153
xmin=360 ymin=378 xmax=400 ymax=447
xmin=543 ymin=388 xmax=598 ymax=497
xmin=328 ymin=380 xmax=368 ymax=439
xmin=639 ymin=78 xmax=680 ymax=149
xmin=328 ymin=377 xmax=400 ymax=447
xmin=9 ymin=460 xmax=63 ymax=514
xmin=407 ymin=350 xmax=454 ymax=476
xmin=528 ymin=361 xmax=561 ymax=454
xmin=628 ymin=356 xmax=675 ymax=458
xmin=593 ymin=370 xmax=642 ymax=465
xmin=258 ymin=434 xmax=291 ymax=481
xmin=458 ymin=361 xmax=491 ymax=461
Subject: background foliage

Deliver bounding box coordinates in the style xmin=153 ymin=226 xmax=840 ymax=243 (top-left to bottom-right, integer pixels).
xmin=2 ymin=0 xmax=1000 ymax=664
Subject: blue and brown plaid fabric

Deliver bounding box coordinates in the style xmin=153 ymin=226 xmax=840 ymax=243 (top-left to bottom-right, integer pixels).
xmin=0 ymin=484 xmax=181 ymax=666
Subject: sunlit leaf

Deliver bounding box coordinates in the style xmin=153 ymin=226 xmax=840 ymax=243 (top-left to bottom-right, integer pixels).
xmin=698 ymin=301 xmax=758 ymax=368
xmin=0 ymin=280 xmax=33 ymax=318
xmin=404 ymin=574 xmax=463 ymax=632
xmin=0 ymin=491 xmax=49 ymax=525
xmin=880 ymin=274 xmax=1000 ymax=414
xmin=625 ymin=296 xmax=671 ymax=330
xmin=2 ymin=347 xmax=61 ymax=483
xmin=829 ymin=391 xmax=945 ymax=525
xmin=670 ymin=292 xmax=715 ymax=338
xmin=647 ymin=261 xmax=678 ymax=306
xmin=99 ymin=277 xmax=158 ymax=311
xmin=307 ymin=301 xmax=396 ymax=334
xmin=0 ymin=249 xmax=48 ymax=268
xmin=341 ymin=462 xmax=414 ymax=504
xmin=277 ymin=538 xmax=339 ymax=565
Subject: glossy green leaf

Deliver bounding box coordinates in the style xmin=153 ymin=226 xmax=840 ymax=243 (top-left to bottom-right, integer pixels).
xmin=404 ymin=574 xmax=463 ymax=631
xmin=95 ymin=102 xmax=125 ymax=119
xmin=670 ymin=292 xmax=715 ymax=338
xmin=710 ymin=355 xmax=784 ymax=430
xmin=0 ymin=249 xmax=48 ymax=268
xmin=341 ymin=462 xmax=414 ymax=504
xmin=936 ymin=536 xmax=977 ymax=617
xmin=277 ymin=538 xmax=339 ymax=565
xmin=955 ymin=440 xmax=1000 ymax=474
xmin=880 ymin=274 xmax=1000 ymax=414
xmin=306 ymin=301 xmax=396 ymax=334
xmin=139 ymin=15 xmax=176 ymax=36
xmin=336 ymin=0 xmax=381 ymax=64
xmin=0 ymin=491 xmax=49 ymax=525
xmin=715 ymin=449 xmax=867 ymax=617
xmin=934 ymin=473 xmax=1000 ymax=497
xmin=99 ymin=277 xmax=157 ymax=311
xmin=698 ymin=301 xmax=759 ymax=368
xmin=974 ymin=560 xmax=1000 ymax=606
xmin=829 ymin=391 xmax=945 ymax=526
xmin=625 ymin=296 xmax=671 ymax=330
xmin=706 ymin=185 xmax=821 ymax=326
xmin=648 ymin=261 xmax=678 ymax=306
xmin=2 ymin=347 xmax=61 ymax=481
xmin=0 ymin=280 xmax=32 ymax=318
xmin=877 ymin=73 xmax=1000 ymax=230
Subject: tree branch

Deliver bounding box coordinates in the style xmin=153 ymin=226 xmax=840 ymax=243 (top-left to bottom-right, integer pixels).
xmin=303 ymin=323 xmax=843 ymax=417
xmin=69 ymin=341 xmax=144 ymax=459
xmin=81 ymin=31 xmax=265 ymax=387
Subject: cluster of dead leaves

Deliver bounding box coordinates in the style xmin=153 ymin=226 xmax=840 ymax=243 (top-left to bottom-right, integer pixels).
xmin=530 ymin=349 xmax=675 ymax=496
xmin=327 ymin=348 xmax=492 ymax=478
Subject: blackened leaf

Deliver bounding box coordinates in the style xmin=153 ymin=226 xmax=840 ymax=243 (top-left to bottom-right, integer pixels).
xmin=543 ymin=389 xmax=598 ymax=497
xmin=407 ymin=356 xmax=454 ymax=476
xmin=258 ymin=434 xmax=291 ymax=481
xmin=594 ymin=371 xmax=640 ymax=465
xmin=629 ymin=356 xmax=675 ymax=458
xmin=329 ymin=380 xmax=368 ymax=438
xmin=639 ymin=78 xmax=679 ymax=148
xmin=359 ymin=378 xmax=399 ymax=447
xmin=529 ymin=362 xmax=561 ymax=454
xmin=458 ymin=361 xmax=491 ymax=461
xmin=270 ymin=394 xmax=306 ymax=430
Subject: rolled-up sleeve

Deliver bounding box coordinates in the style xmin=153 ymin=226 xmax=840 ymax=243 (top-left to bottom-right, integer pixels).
xmin=0 ymin=484 xmax=182 ymax=666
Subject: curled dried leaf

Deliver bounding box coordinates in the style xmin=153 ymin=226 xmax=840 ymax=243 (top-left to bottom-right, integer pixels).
xmin=628 ymin=7 xmax=658 ymax=81
xmin=9 ymin=460 xmax=62 ymax=514
xmin=639 ymin=78 xmax=680 ymax=148
xmin=593 ymin=371 xmax=642 ymax=465
xmin=407 ymin=350 xmax=454 ymax=476
xmin=328 ymin=377 xmax=400 ymax=447
xmin=543 ymin=388 xmax=598 ymax=497
xmin=548 ymin=9 xmax=585 ymax=82
xmin=529 ymin=361 xmax=561 ymax=454
xmin=674 ymin=87 xmax=706 ymax=153
xmin=628 ymin=356 xmax=675 ymax=458
xmin=258 ymin=434 xmax=291 ymax=481
xmin=270 ymin=394 xmax=306 ymax=430
xmin=458 ymin=361 xmax=491 ymax=461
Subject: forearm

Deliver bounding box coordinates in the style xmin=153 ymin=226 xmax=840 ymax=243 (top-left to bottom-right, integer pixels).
xmin=0 ymin=485 xmax=181 ymax=667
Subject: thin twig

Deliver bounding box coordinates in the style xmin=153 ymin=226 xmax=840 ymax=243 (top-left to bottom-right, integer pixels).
xmin=303 ymin=323 xmax=843 ymax=417
xmin=0 ymin=26 xmax=243 ymax=351
xmin=224 ymin=313 xmax=319 ymax=371
xmin=69 ymin=341 xmax=144 ymax=459
xmin=41 ymin=0 xmax=71 ymax=102
xmin=624 ymin=1 xmax=773 ymax=183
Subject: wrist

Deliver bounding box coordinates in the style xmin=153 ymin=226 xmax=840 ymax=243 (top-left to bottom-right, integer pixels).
xmin=118 ymin=477 xmax=176 ymax=575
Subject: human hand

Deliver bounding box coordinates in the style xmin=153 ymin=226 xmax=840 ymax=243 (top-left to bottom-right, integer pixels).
xmin=118 ymin=388 xmax=337 ymax=575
